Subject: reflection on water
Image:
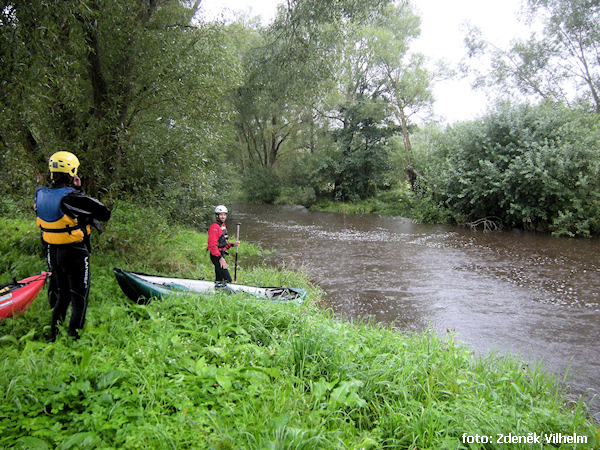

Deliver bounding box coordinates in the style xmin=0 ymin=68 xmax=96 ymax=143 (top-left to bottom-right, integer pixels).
xmin=231 ymin=203 xmax=600 ymax=416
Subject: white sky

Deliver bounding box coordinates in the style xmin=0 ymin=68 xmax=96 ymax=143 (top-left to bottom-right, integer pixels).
xmin=200 ymin=0 xmax=531 ymax=124
xmin=413 ymin=0 xmax=529 ymax=123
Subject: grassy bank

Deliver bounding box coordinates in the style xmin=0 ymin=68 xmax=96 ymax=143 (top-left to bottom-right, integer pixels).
xmin=1 ymin=202 xmax=598 ymax=448
xmin=309 ymin=185 xmax=453 ymax=225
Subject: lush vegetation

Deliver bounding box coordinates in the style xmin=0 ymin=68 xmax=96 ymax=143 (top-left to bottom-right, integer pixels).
xmin=416 ymin=103 xmax=600 ymax=236
xmin=1 ymin=204 xmax=598 ymax=448
xmin=2 ymin=1 xmax=599 ymax=446
xmin=2 ymin=0 xmax=599 ymax=235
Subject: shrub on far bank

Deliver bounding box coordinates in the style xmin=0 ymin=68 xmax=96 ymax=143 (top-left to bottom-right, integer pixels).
xmin=423 ymin=103 xmax=600 ymax=237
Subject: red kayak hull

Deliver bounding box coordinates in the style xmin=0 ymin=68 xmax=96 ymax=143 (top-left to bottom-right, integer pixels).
xmin=0 ymin=272 xmax=50 ymax=320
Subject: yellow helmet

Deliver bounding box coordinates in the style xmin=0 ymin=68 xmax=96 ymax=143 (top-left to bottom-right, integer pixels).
xmin=49 ymin=151 xmax=79 ymax=178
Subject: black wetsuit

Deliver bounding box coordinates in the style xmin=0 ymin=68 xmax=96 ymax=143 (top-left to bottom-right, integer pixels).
xmin=35 ymin=183 xmax=110 ymax=340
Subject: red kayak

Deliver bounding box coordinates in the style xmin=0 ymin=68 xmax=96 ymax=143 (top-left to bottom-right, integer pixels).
xmin=0 ymin=272 xmax=50 ymax=320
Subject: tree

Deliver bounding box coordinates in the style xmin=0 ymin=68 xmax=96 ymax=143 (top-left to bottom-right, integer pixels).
xmin=330 ymin=94 xmax=396 ymax=201
xmin=232 ymin=0 xmax=392 ymax=173
xmin=232 ymin=27 xmax=305 ymax=170
xmin=366 ymin=2 xmax=434 ymax=189
xmin=465 ymin=0 xmax=600 ymax=112
xmin=312 ymin=2 xmax=431 ymax=199
xmin=313 ymin=17 xmax=398 ymax=201
xmin=1 ymin=0 xmax=237 ymax=222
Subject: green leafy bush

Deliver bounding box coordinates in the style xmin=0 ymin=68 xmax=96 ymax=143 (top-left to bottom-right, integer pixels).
xmin=425 ymin=103 xmax=600 ymax=236
xmin=240 ymin=167 xmax=282 ymax=204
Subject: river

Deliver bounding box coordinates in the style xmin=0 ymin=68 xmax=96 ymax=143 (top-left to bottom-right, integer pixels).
xmin=230 ymin=203 xmax=600 ymax=417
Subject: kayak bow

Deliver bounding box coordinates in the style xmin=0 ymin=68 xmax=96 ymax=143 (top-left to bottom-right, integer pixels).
xmin=0 ymin=272 xmax=50 ymax=320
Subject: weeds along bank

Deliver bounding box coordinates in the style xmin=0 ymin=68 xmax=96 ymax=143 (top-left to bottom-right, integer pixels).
xmin=1 ymin=202 xmax=598 ymax=448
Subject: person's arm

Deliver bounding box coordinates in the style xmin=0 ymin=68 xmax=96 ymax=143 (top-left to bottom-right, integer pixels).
xmin=61 ymin=191 xmax=111 ymax=222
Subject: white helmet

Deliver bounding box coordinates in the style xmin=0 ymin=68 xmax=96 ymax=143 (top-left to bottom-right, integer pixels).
xmin=214 ymin=205 xmax=228 ymax=214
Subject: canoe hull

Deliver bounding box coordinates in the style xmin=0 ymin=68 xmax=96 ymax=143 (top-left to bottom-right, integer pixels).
xmin=113 ymin=268 xmax=306 ymax=304
xmin=0 ymin=272 xmax=50 ymax=320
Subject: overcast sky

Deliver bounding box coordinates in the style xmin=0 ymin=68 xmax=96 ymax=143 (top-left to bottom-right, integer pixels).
xmin=413 ymin=0 xmax=529 ymax=123
xmin=200 ymin=0 xmax=531 ymax=123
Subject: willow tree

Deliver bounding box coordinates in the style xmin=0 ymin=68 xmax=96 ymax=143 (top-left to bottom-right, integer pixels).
xmin=311 ymin=17 xmax=399 ymax=201
xmin=232 ymin=27 xmax=306 ymax=170
xmin=311 ymin=1 xmax=432 ymax=198
xmin=367 ymin=2 xmax=433 ymax=189
xmin=232 ymin=0 xmax=392 ymax=174
xmin=1 ymin=0 xmax=236 ymax=219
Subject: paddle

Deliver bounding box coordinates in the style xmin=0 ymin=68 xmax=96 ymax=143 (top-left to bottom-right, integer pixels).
xmin=234 ymin=223 xmax=241 ymax=282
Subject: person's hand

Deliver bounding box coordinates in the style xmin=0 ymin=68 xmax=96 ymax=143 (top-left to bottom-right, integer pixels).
xmin=219 ymin=257 xmax=228 ymax=269
xmin=73 ymin=175 xmax=81 ymax=187
xmin=233 ymin=241 xmax=240 ymax=247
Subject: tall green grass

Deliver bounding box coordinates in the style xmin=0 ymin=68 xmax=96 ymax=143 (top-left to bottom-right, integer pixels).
xmin=1 ymin=201 xmax=597 ymax=448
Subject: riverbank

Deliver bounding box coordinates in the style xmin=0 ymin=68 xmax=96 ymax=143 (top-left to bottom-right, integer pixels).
xmin=1 ymin=203 xmax=598 ymax=448
xmin=308 ymin=187 xmax=453 ymax=226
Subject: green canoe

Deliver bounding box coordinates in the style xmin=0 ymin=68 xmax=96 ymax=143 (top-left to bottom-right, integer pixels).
xmin=113 ymin=268 xmax=306 ymax=304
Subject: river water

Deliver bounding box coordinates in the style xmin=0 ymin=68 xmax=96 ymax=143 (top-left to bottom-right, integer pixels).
xmin=230 ymin=203 xmax=600 ymax=417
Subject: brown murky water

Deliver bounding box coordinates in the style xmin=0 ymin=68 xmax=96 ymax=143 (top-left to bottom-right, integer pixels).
xmin=231 ymin=203 xmax=600 ymax=416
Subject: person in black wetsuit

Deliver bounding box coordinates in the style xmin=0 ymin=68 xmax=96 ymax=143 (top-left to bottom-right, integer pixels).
xmin=34 ymin=151 xmax=111 ymax=341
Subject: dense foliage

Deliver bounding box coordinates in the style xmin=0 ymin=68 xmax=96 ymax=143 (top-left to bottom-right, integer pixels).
xmin=0 ymin=0 xmax=237 ymax=224
xmin=2 ymin=0 xmax=600 ymax=235
xmin=419 ymin=103 xmax=600 ymax=236
xmin=1 ymin=207 xmax=597 ymax=448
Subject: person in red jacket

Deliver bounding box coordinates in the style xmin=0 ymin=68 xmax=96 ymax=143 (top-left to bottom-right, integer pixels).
xmin=207 ymin=205 xmax=239 ymax=283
